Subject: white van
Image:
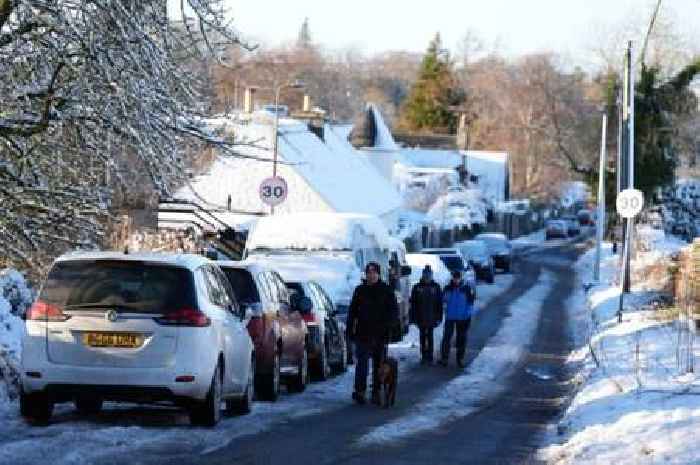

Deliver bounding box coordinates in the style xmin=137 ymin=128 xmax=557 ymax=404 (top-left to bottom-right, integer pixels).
xmin=244 ymin=213 xmax=408 ymax=340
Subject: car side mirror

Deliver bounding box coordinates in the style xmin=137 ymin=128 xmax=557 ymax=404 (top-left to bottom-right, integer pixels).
xmin=401 ymin=265 xmax=412 ymax=277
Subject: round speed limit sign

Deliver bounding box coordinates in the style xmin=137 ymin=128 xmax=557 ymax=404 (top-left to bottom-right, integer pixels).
xmin=616 ymin=188 xmax=644 ymax=218
xmin=259 ymin=176 xmax=288 ymax=207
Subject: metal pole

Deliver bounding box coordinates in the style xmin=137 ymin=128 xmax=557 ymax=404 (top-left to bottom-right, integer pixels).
xmin=271 ymin=85 xmax=281 ymax=215
xmin=624 ymin=42 xmax=635 ymax=292
xmin=595 ymin=113 xmax=608 ymax=282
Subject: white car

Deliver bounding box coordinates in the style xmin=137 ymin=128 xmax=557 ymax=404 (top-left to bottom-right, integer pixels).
xmin=406 ymin=253 xmax=452 ymax=288
xmin=20 ymin=252 xmax=255 ymax=426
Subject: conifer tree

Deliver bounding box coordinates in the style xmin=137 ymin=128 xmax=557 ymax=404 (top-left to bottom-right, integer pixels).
xmin=399 ymin=33 xmax=464 ymax=133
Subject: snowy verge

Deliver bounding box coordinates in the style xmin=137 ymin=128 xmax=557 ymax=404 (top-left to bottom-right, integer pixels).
xmin=358 ymin=271 xmax=554 ymax=445
xmin=538 ymin=236 xmax=698 ymax=465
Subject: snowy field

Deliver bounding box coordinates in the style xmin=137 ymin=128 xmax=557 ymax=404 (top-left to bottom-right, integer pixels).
xmin=0 ymin=268 xmax=519 ymax=465
xmin=538 ymin=234 xmax=699 ymax=465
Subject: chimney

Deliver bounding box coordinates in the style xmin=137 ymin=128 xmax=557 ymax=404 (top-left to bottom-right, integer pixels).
xmin=244 ymin=87 xmax=257 ymax=113
xmin=303 ymin=95 xmax=311 ymax=112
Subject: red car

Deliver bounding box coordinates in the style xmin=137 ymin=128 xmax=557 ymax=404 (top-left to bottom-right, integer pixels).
xmin=219 ymin=261 xmax=309 ymax=401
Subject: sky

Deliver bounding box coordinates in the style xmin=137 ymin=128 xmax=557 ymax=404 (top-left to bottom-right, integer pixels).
xmin=222 ymin=0 xmax=700 ymax=59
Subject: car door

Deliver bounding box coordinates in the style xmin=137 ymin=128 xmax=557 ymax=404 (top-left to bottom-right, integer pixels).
xmin=268 ymin=272 xmax=304 ymax=366
xmin=312 ymin=282 xmax=339 ymax=357
xmin=212 ymin=265 xmax=249 ymax=392
xmin=202 ymin=266 xmax=242 ymax=392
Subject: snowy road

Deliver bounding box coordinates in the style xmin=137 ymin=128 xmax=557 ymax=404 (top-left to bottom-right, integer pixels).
xmin=0 ymin=237 xmax=587 ymax=465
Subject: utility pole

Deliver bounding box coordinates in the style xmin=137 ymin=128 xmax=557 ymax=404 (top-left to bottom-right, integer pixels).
xmin=594 ymin=113 xmax=607 ymax=282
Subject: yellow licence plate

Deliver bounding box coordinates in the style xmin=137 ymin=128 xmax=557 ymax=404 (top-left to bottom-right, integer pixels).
xmin=83 ymin=332 xmax=142 ymax=348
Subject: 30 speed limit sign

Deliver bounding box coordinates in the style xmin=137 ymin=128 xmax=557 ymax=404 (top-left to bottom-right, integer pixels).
xmin=616 ymin=188 xmax=644 ymax=218
xmin=259 ymin=176 xmax=288 ymax=207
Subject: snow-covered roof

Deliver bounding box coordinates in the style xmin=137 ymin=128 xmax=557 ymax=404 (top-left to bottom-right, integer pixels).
xmin=364 ymin=103 xmax=399 ymax=152
xmin=176 ymin=116 xmax=401 ymax=220
xmin=245 ymin=212 xmax=393 ymax=253
xmin=54 ymin=251 xmax=211 ymax=271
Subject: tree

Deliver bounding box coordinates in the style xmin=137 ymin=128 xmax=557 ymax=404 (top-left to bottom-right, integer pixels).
xmin=399 ymin=33 xmax=464 ymax=134
xmin=0 ymin=0 xmax=253 ymax=272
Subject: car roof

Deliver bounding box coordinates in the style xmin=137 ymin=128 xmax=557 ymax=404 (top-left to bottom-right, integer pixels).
xmin=421 ymin=248 xmax=459 ymax=253
xmin=54 ymin=251 xmax=211 ymax=271
xmin=216 ymin=259 xmax=272 ymax=274
xmin=474 ymin=233 xmax=507 ymax=241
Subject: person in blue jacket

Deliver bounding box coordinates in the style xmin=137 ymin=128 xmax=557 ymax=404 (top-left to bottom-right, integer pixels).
xmin=439 ymin=270 xmax=476 ymax=368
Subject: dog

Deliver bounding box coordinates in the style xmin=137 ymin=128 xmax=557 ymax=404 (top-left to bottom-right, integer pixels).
xmin=377 ymin=356 xmax=398 ymax=408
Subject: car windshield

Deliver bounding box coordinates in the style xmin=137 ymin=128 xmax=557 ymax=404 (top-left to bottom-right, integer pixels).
xmin=439 ymin=255 xmax=464 ymax=271
xmin=222 ymin=268 xmax=260 ymax=304
xmin=477 ymin=236 xmax=510 ymax=253
xmin=458 ymin=243 xmax=488 ymax=260
xmin=40 ymin=260 xmax=196 ymax=314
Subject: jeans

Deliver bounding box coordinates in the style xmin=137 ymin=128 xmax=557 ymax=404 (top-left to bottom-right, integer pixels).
xmin=419 ymin=326 xmax=434 ymax=361
xmin=440 ymin=319 xmax=471 ymax=363
xmin=353 ymin=340 xmax=385 ymax=394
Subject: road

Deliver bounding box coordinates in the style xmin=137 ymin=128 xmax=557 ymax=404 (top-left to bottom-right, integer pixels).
xmin=159 ymin=239 xmax=584 ymax=465
xmin=0 ymin=238 xmax=585 ymax=465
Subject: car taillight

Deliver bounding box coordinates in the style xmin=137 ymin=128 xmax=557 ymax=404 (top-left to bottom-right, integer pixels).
xmin=302 ymin=313 xmax=316 ymax=323
xmin=154 ymin=308 xmax=210 ymax=327
xmin=26 ymin=300 xmax=71 ymax=322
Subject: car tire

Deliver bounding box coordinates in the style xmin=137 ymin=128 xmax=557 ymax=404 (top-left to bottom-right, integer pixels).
xmin=287 ymin=348 xmax=308 ymax=393
xmin=75 ymin=395 xmax=103 ymax=415
xmin=227 ymin=355 xmax=255 ymax=416
xmin=20 ymin=389 xmax=53 ymax=425
xmin=189 ymin=363 xmax=222 ymax=427
xmin=255 ymin=351 xmax=280 ymax=402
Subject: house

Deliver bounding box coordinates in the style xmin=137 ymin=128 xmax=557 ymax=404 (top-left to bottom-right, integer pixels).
xmin=170 ymin=112 xmax=402 ymax=232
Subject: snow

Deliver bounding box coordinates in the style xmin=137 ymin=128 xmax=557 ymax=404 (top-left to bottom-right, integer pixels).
xmin=244 ymin=253 xmax=362 ymax=308
xmin=426 ymin=188 xmax=488 ymax=229
xmin=396 ymin=149 xmax=509 ymax=205
xmin=537 ymin=235 xmax=698 ymax=465
xmin=245 ymin=212 xmax=393 ymax=253
xmin=359 ymin=271 xmax=552 ymax=444
xmin=405 ymin=254 xmax=452 ymax=288
xmin=365 ymin=103 xmax=399 ymax=152
xmin=0 ymin=270 xmax=33 ymax=410
xmin=175 ymin=116 xmax=401 ymax=224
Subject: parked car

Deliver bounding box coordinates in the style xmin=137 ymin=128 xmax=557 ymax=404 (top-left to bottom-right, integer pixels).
xmin=420 ymin=248 xmax=476 ymax=284
xmin=545 ymin=220 xmax=568 ymax=240
xmin=20 ymin=252 xmax=255 ymax=426
xmin=577 ymin=209 xmax=594 ymax=226
xmin=245 ymin=212 xmax=408 ymax=342
xmin=285 ymin=281 xmax=348 ymax=380
xmin=561 ymin=215 xmax=581 ymax=236
xmin=218 ymin=261 xmax=309 ymax=401
xmin=406 ymin=253 xmax=452 ymax=288
xmin=454 ymin=240 xmax=495 ymax=284
xmin=473 ymin=233 xmax=513 ymax=273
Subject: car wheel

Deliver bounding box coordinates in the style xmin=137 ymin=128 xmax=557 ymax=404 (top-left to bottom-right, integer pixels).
xmin=255 ymin=351 xmax=280 ymax=402
xmin=189 ymin=363 xmax=222 ymax=427
xmin=227 ymin=354 xmax=255 ymax=415
xmin=287 ymin=348 xmax=308 ymax=393
xmin=75 ymin=395 xmax=103 ymax=415
xmin=20 ymin=389 xmax=53 ymax=425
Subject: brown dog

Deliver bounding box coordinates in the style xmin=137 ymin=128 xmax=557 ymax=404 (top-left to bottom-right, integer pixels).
xmin=377 ymin=356 xmax=398 ymax=408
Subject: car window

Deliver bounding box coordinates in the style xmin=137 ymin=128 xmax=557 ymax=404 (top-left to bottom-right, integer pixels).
xmin=270 ymin=272 xmax=289 ymax=305
xmin=212 ymin=266 xmax=239 ymax=314
xmin=313 ymin=283 xmax=334 ymax=312
xmin=222 ymin=268 xmax=260 ymax=305
xmin=40 ymin=260 xmax=196 ymax=314
xmin=256 ymin=272 xmax=275 ymax=303
xmin=202 ymin=266 xmax=228 ymax=308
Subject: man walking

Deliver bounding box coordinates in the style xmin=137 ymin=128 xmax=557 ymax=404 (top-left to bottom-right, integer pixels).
xmin=347 ymin=262 xmax=400 ymax=405
xmin=409 ymin=265 xmax=443 ymax=364
xmin=439 ymin=270 xmax=475 ymax=368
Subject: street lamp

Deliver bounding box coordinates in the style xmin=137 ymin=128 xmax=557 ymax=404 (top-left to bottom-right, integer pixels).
xmin=271 ymin=80 xmax=304 ymax=214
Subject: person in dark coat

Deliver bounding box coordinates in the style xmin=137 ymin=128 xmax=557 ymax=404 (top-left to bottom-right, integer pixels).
xmin=347 ymin=261 xmax=400 ymax=405
xmin=439 ymin=270 xmax=476 ymax=368
xmin=409 ymin=265 xmax=443 ymax=364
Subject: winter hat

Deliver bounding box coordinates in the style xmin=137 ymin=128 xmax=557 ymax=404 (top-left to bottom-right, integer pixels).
xmin=451 ymin=270 xmax=462 ymax=279
xmin=365 ymin=262 xmax=381 ymax=274
xmin=421 ymin=265 xmax=433 ymax=280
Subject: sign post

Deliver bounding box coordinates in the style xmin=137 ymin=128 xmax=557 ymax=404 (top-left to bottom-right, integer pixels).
xmin=259 ymin=176 xmax=288 ymax=213
xmin=616 ymin=188 xmax=643 ymax=322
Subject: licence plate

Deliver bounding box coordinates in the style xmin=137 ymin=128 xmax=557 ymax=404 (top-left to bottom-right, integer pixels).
xmin=83 ymin=332 xmax=142 ymax=348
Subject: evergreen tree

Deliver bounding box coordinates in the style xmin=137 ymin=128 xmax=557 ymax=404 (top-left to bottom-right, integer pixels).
xmin=399 ymin=33 xmax=464 ymax=133
xmin=297 ymin=17 xmax=312 ymax=49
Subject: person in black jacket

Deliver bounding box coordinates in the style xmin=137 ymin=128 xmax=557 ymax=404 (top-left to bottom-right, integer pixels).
xmin=409 ymin=265 xmax=443 ymax=364
xmin=347 ymin=261 xmax=400 ymax=405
